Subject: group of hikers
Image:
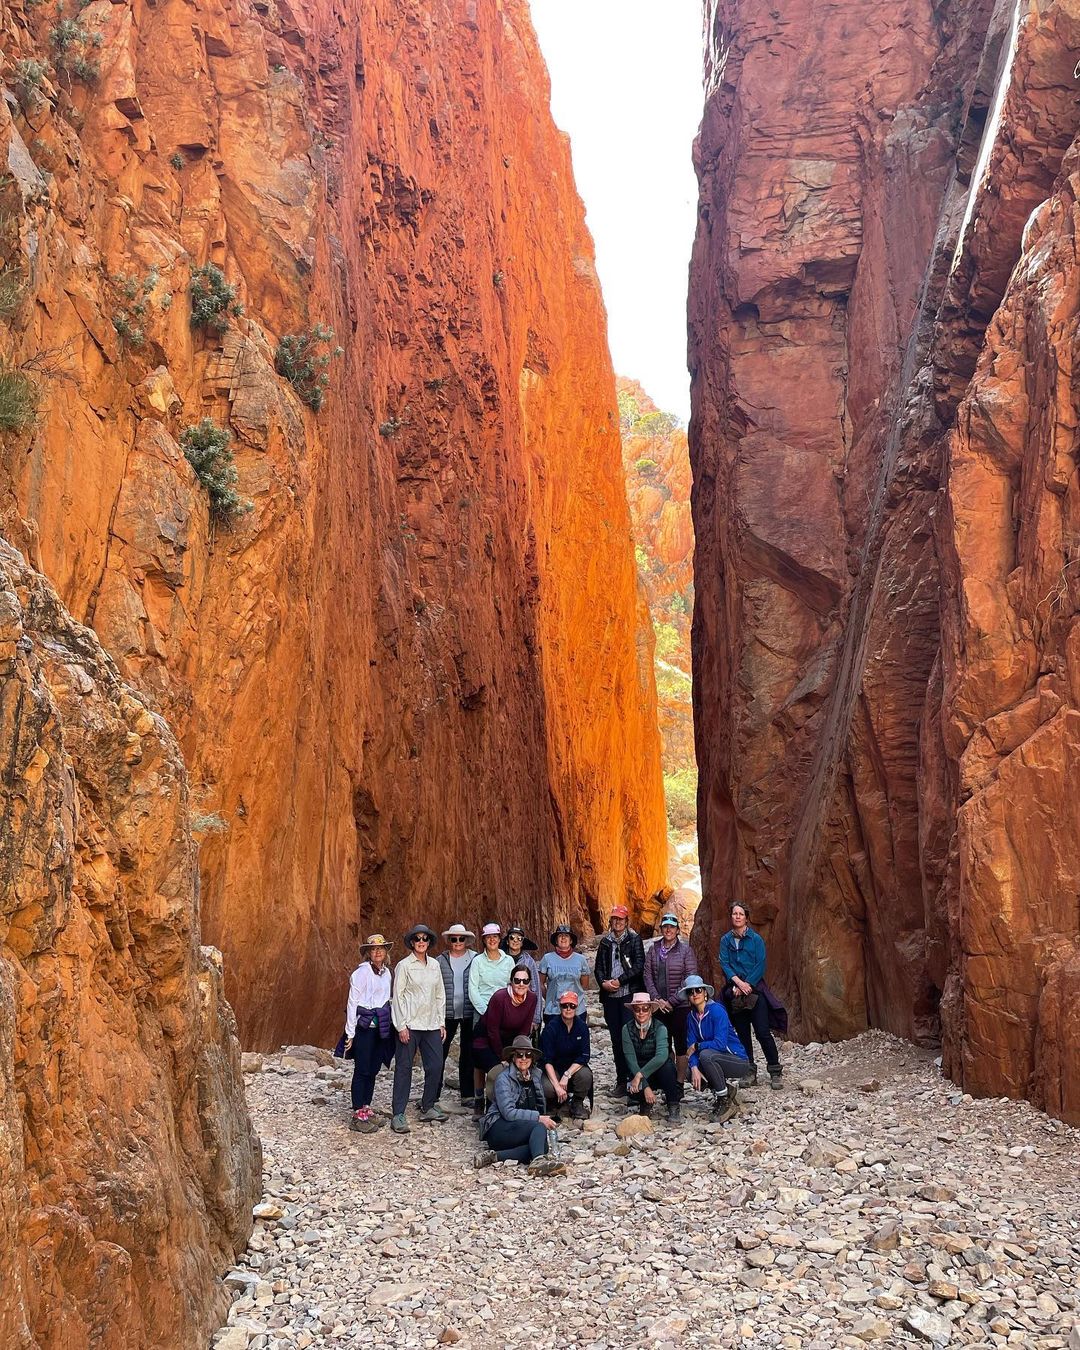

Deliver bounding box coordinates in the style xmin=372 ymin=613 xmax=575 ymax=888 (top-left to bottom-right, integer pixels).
xmin=340 ymin=903 xmax=786 ymax=1177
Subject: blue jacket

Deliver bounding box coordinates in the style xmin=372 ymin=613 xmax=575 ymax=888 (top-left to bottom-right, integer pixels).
xmin=540 ymin=1015 xmax=591 ymax=1075
xmin=719 ymin=927 xmax=766 ymax=987
xmin=686 ymin=1001 xmax=747 ymax=1069
xmin=480 ymin=1065 xmax=547 ymax=1139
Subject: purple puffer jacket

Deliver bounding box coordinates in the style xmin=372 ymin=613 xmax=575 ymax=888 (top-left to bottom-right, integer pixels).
xmin=644 ymin=938 xmax=699 ymax=1006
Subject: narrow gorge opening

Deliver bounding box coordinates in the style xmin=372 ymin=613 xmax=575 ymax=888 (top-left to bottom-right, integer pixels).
xmin=532 ymin=0 xmax=703 ymax=930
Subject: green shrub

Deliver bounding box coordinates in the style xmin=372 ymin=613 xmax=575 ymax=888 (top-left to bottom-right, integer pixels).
xmin=274 ymin=323 xmax=342 ymax=411
xmin=50 ymin=16 xmax=88 ymax=53
xmin=0 ymin=364 xmax=38 ymax=431
xmin=0 ymin=268 xmax=27 ymax=319
xmin=655 ymin=664 xmax=691 ymax=702
xmin=664 ymin=767 xmax=697 ymax=833
xmin=13 ymin=58 xmax=48 ymax=108
xmin=189 ymin=262 xmax=243 ymax=334
xmin=180 ymin=419 xmax=249 ymax=524
xmin=618 ymin=388 xmax=640 ymax=434
xmin=112 ymin=311 xmax=143 ymax=347
xmin=169 ymin=151 xmax=185 ymax=170
xmin=635 ymin=457 xmax=658 ymax=475
xmin=633 ymin=409 xmax=681 ymax=439
xmin=634 ymin=544 xmax=649 ymax=573
xmin=654 ymin=621 xmax=680 ymax=659
xmin=669 ymin=591 xmax=689 ymax=616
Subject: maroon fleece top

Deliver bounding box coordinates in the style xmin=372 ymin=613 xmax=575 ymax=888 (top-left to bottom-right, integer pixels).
xmin=474 ymin=987 xmax=539 ymax=1055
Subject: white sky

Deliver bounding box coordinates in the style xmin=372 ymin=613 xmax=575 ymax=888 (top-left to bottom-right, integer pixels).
xmin=530 ymin=0 xmax=703 ymax=422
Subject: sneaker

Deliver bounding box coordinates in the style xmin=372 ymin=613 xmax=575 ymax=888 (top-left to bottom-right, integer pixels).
xmin=418 ymin=1104 xmax=449 ymax=1123
xmin=569 ymin=1101 xmax=589 ymax=1121
xmin=605 ymin=1082 xmax=628 ymax=1098
xmin=349 ymin=1108 xmax=378 ymax=1134
xmin=390 ymin=1113 xmax=411 ymax=1134
xmin=666 ymin=1102 xmax=682 ymax=1123
xmin=768 ymin=1068 xmax=783 ymax=1091
xmin=736 ymin=1068 xmax=757 ymax=1088
xmin=473 ymin=1149 xmax=497 ymax=1169
xmin=711 ymin=1093 xmax=739 ymax=1125
xmin=527 ymin=1156 xmax=568 ymax=1178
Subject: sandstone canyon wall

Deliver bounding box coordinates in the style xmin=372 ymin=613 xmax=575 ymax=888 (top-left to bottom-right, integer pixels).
xmin=690 ymin=0 xmax=1080 ymax=1121
xmin=0 ymin=540 xmax=259 ymax=1348
xmin=0 ymin=0 xmax=667 ymax=1049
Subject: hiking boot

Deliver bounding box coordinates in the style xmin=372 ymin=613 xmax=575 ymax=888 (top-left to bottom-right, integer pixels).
xmin=605 ymin=1082 xmax=627 ymax=1098
xmin=736 ymin=1067 xmax=757 ymax=1088
xmin=390 ymin=1113 xmax=411 ymax=1134
xmin=666 ymin=1102 xmax=682 ymax=1123
xmin=711 ymin=1092 xmax=739 ymax=1125
xmin=459 ymin=1096 xmax=475 ymax=1109
xmin=528 ymin=1156 xmax=568 ymax=1178
xmin=418 ymin=1104 xmax=449 ymax=1123
xmin=637 ymin=1101 xmax=653 ymax=1118
xmin=569 ymin=1101 xmax=590 ymax=1121
xmin=473 ymin=1149 xmax=497 ymax=1169
xmin=349 ymin=1108 xmax=378 ymax=1134
xmin=768 ymin=1066 xmax=783 ymax=1091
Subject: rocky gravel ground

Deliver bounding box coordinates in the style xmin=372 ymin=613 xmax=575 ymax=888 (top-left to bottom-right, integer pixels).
xmin=212 ymin=1026 xmax=1080 ymax=1350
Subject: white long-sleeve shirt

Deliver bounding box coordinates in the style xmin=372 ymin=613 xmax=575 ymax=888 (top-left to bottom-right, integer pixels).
xmin=391 ymin=953 xmax=445 ymax=1031
xmin=344 ymin=962 xmax=392 ymax=1037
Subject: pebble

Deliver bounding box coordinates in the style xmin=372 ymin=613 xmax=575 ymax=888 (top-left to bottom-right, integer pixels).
xmin=211 ymin=1028 xmax=1080 ymax=1349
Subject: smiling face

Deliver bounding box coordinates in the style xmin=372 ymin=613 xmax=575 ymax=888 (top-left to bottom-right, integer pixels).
xmin=447 ymin=934 xmax=468 ymax=954
xmin=508 ymin=932 xmax=524 ymax=955
xmin=483 ymin=931 xmax=501 ymax=953
xmin=660 ymin=921 xmax=678 ymax=945
xmin=559 ymin=998 xmax=577 ymax=1024
xmin=687 ymin=985 xmax=708 ymax=1011
xmin=369 ymin=945 xmax=388 ymax=971
xmin=632 ymin=1003 xmax=653 ymax=1025
xmin=555 ymin=934 xmax=573 ymax=956
xmin=730 ymin=905 xmax=748 ymax=935
xmin=410 ymin=934 xmax=431 ymax=958
xmin=512 ymin=1050 xmax=534 ymax=1079
xmin=609 ymin=914 xmax=628 ymax=935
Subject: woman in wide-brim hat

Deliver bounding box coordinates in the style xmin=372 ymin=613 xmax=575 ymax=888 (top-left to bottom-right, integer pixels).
xmin=621 ymin=991 xmax=683 ymax=1122
xmin=342 ymin=935 xmax=395 ymax=1133
xmin=389 ymin=923 xmax=448 ymax=1134
xmin=474 ymin=1036 xmax=564 ymax=1177
xmin=538 ymin=924 xmax=591 ymax=1026
xmin=680 ymin=973 xmax=745 ymax=1124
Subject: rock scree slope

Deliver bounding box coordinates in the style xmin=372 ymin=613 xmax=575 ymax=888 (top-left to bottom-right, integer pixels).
xmin=0 ymin=0 xmax=667 ymax=1049
xmin=689 ymin=0 xmax=1080 ymax=1120
xmin=0 ymin=540 xmax=259 ymax=1349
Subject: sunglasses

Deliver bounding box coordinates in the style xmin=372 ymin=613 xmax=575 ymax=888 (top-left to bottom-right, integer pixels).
xmin=412 ymin=936 xmax=431 ymax=944
xmin=688 ymin=988 xmax=707 ymax=996
xmin=559 ymin=1002 xmax=576 ymax=1010
xmin=511 ymin=976 xmax=531 ymax=985
xmin=448 ymin=937 xmax=467 ymax=943
xmin=512 ymin=1053 xmax=533 ymax=1061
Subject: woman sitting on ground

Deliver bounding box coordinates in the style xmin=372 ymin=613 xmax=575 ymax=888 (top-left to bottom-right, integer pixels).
xmin=343 ymin=934 xmax=394 ymax=1133
xmin=622 ymin=991 xmax=683 ymax=1122
xmin=472 ymin=963 xmax=539 ymax=1105
xmin=475 ymin=1036 xmax=565 ymax=1176
xmin=681 ymin=973 xmax=746 ymax=1124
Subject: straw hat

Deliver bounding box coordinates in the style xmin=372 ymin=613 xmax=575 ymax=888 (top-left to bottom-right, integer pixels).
xmin=442 ymin=923 xmax=475 ymax=940
xmin=359 ymin=933 xmax=393 ymax=954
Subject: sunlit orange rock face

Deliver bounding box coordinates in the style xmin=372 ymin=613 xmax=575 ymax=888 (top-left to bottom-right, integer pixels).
xmin=618 ymin=377 xmax=694 ymax=775
xmin=0 ymin=0 xmax=665 ymax=1048
xmin=0 ymin=541 xmax=259 ymax=1348
xmin=690 ymin=0 xmax=1080 ymax=1120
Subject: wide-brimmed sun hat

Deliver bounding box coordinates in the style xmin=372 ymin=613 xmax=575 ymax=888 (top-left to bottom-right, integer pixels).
xmin=624 ymin=991 xmax=659 ymax=1012
xmin=359 ymin=933 xmax=393 ymax=953
xmin=403 ymin=923 xmax=438 ymax=947
xmin=502 ymin=925 xmax=538 ymax=951
xmin=481 ymin=922 xmax=502 ymax=938
xmin=659 ymin=912 xmax=680 ymax=928
xmin=501 ymin=1034 xmax=541 ymax=1063
xmin=442 ymin=923 xmax=475 ymax=940
xmin=678 ymin=973 xmax=715 ymax=1000
xmin=550 ymin=923 xmax=579 ymax=946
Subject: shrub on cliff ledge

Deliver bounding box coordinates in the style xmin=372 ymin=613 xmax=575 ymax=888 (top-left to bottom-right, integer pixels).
xmin=180 ymin=419 xmax=250 ymax=525
xmin=189 ymin=262 xmax=244 ymax=334
xmin=0 ymin=365 xmax=38 ymax=431
xmin=274 ymin=324 xmax=342 ymax=412
xmin=663 ymin=766 xmax=697 ymax=834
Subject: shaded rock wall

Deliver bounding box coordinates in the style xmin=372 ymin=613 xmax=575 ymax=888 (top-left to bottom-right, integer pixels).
xmin=0 ymin=540 xmax=259 ymax=1349
xmin=0 ymin=0 xmax=666 ymax=1047
xmin=690 ymin=0 xmax=1080 ymax=1120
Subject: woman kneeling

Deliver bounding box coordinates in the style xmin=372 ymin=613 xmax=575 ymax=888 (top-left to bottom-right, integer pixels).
xmin=622 ymin=992 xmax=683 ymax=1122
xmin=475 ymin=1036 xmax=566 ymax=1176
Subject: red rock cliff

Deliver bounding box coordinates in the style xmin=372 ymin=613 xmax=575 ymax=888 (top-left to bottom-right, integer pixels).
xmin=690 ymin=0 xmax=1080 ymax=1120
xmin=0 ymin=541 xmax=259 ymax=1348
xmin=0 ymin=0 xmax=667 ymax=1047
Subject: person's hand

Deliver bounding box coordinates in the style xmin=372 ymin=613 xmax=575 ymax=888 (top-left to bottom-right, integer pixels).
xmin=602 ymin=978 xmax=619 ymax=993
xmin=539 ymin=1115 xmax=557 ymax=1130
xmin=735 ymin=978 xmax=752 ymax=996
xmin=629 ymin=1074 xmax=643 ymax=1093
xmin=439 ymin=1026 xmax=447 ymax=1042
xmin=644 ymin=1086 xmax=656 ymax=1105
xmin=398 ymin=1027 xmax=411 ymax=1043
xmin=658 ymin=999 xmax=672 ymax=1013
xmin=555 ymin=1082 xmax=568 ymax=1104
xmin=344 ymin=1037 xmax=353 ymax=1053
xmin=691 ymin=1067 xmax=703 ymax=1091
